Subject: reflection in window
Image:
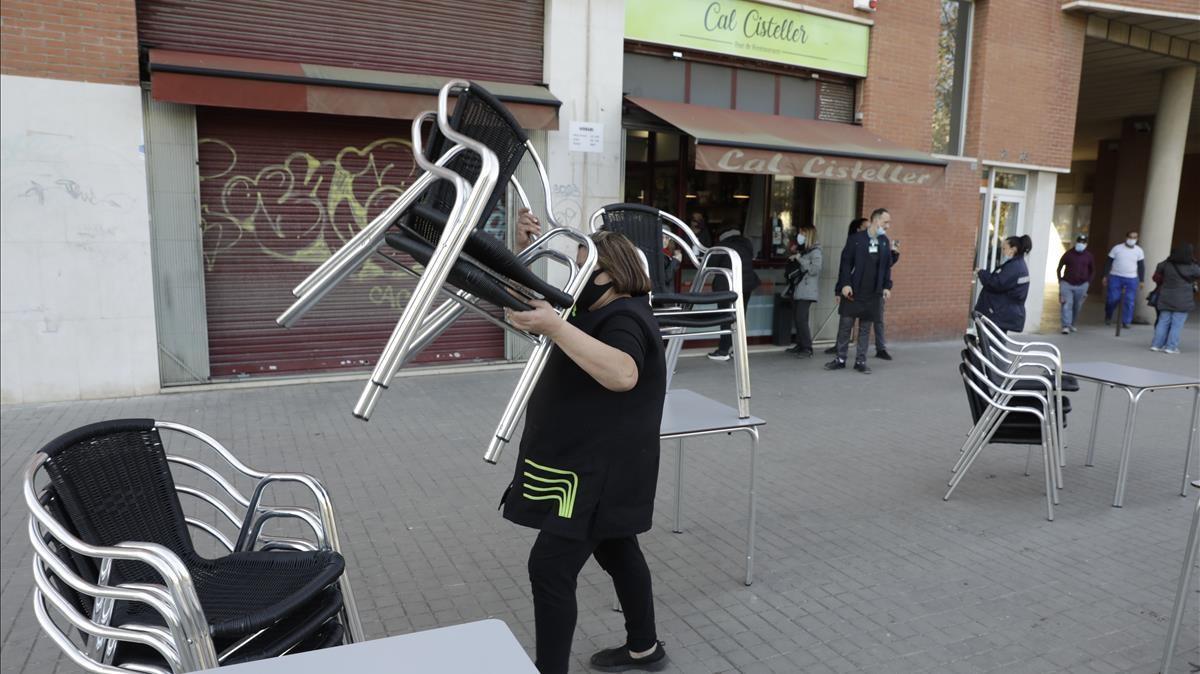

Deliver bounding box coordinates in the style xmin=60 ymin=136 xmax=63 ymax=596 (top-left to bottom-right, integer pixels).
xmin=933 ymin=0 xmax=973 ymax=155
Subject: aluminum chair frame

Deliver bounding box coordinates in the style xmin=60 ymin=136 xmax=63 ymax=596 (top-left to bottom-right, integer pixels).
xmin=972 ymin=316 xmax=1067 ymax=482
xmin=25 ymin=421 xmax=363 ymax=673
xmin=948 ymin=358 xmax=1058 ymax=521
xmin=273 ymin=81 xmax=600 ymax=466
xmin=588 ymin=205 xmax=751 ymax=418
xmin=956 ymin=341 xmax=1064 ymax=485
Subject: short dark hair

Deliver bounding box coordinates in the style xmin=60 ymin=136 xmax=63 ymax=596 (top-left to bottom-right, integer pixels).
xmin=1126 ymin=230 xmax=1138 ymax=238
xmin=870 ymin=208 xmax=890 ymax=222
xmin=590 ymin=230 xmax=652 ymax=295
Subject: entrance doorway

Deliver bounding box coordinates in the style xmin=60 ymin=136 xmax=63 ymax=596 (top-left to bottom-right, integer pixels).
xmin=973 ymin=170 xmax=1027 ymax=310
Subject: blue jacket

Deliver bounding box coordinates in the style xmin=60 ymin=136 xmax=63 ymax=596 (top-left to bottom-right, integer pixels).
xmin=836 ymin=230 xmax=893 ymax=297
xmin=975 ymin=256 xmax=1030 ymax=332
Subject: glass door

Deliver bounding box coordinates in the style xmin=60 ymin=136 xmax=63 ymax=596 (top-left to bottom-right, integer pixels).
xmin=974 ymin=169 xmax=1027 ymax=309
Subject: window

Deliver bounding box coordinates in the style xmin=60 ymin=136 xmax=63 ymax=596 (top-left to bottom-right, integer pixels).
xmin=933 ymin=0 xmax=973 ymax=155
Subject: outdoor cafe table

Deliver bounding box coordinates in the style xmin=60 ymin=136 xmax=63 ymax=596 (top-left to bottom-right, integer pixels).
xmin=1064 ymin=361 xmax=1200 ymax=507
xmin=661 ymin=388 xmax=765 ymax=586
xmin=200 ymin=619 xmax=536 ymax=673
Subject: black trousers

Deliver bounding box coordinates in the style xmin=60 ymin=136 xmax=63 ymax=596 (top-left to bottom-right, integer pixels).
xmin=835 ymin=314 xmax=872 ymax=364
xmin=792 ymin=299 xmax=814 ymax=351
xmin=528 ymin=531 xmax=658 ymax=674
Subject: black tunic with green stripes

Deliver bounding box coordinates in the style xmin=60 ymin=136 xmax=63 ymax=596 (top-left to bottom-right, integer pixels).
xmin=502 ymin=296 xmax=666 ymax=541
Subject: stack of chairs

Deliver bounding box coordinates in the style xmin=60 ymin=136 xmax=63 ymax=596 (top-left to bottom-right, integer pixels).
xmin=277 ymin=80 xmax=597 ymax=463
xmin=588 ymin=203 xmax=751 ymax=418
xmin=945 ymin=315 xmax=1076 ymax=520
xmin=24 ymin=419 xmax=362 ymax=672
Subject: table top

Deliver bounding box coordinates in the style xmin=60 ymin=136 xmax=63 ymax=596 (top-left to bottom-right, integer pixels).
xmin=1064 ymin=361 xmax=1199 ymax=390
xmin=202 ymin=619 xmax=536 ymax=674
xmin=661 ymin=389 xmax=766 ymax=437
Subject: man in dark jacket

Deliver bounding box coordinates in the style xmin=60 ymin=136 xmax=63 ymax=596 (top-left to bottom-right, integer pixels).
xmin=708 ymin=228 xmax=761 ymax=361
xmin=1056 ymin=234 xmax=1094 ymax=334
xmin=825 ymin=208 xmax=894 ymax=374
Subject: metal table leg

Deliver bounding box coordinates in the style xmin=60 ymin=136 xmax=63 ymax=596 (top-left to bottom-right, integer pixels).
xmin=1160 ymin=490 xmax=1200 ymax=674
xmin=673 ymin=438 xmax=684 ymax=534
xmin=1181 ymin=387 xmax=1200 ymax=497
xmin=744 ymin=427 xmax=758 ymax=586
xmin=1113 ymin=387 xmax=1146 ymax=508
xmin=1086 ymin=384 xmax=1104 ymax=466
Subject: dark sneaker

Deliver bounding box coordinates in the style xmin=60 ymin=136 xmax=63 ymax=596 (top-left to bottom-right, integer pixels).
xmin=784 ymin=344 xmax=802 ymax=353
xmin=707 ymin=350 xmax=731 ymax=362
xmin=590 ymin=641 xmax=668 ymax=672
xmin=824 ymin=359 xmax=846 ymax=370
xmin=1104 ymin=318 xmax=1112 ymax=326
xmin=854 ymin=361 xmax=872 ymax=374
xmin=794 ymin=348 xmax=813 ymax=359
xmin=875 ymin=350 xmax=893 ymax=361
xmin=824 ymin=345 xmax=838 ymax=354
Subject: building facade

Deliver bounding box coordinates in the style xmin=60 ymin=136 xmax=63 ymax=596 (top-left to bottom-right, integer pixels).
xmin=2 ymin=0 xmax=1196 ymax=402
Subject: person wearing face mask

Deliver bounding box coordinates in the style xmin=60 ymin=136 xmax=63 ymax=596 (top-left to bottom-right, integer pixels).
xmin=974 ymin=235 xmax=1033 ymax=333
xmin=825 ymin=209 xmax=894 ymax=374
xmin=1056 ymin=234 xmax=1095 ymax=334
xmin=504 ymin=226 xmax=668 ymax=674
xmin=784 ymin=225 xmax=822 ymax=357
xmin=1103 ymin=230 xmax=1145 ymax=328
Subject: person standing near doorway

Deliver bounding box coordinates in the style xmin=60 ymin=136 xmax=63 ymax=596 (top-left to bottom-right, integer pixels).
xmin=1149 ymin=243 xmax=1200 ymax=355
xmin=785 ymin=225 xmax=822 ymax=358
xmin=708 ymin=228 xmax=761 ymax=361
xmin=825 ymin=208 xmax=893 ymax=374
xmin=1056 ymin=234 xmax=1094 ymax=334
xmin=874 ymin=212 xmax=899 ymax=361
xmin=1103 ymin=230 xmax=1145 ymax=328
xmin=975 ymin=235 xmax=1033 ymax=334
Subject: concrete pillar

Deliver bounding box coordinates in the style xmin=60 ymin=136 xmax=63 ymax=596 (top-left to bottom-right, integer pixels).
xmin=1136 ymin=64 xmax=1196 ymax=322
xmin=541 ymin=0 xmax=626 ymax=287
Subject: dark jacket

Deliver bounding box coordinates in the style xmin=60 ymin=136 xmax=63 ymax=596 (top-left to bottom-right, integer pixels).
xmin=711 ymin=232 xmax=761 ymax=295
xmin=1154 ymin=259 xmax=1200 ymax=313
xmin=836 ymin=229 xmax=893 ymax=297
xmin=975 ymin=255 xmax=1030 ymax=332
xmin=1057 ymin=249 xmax=1095 ymax=286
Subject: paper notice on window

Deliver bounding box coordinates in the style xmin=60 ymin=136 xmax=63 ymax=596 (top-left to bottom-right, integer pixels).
xmin=568 ymin=121 xmax=604 ymax=153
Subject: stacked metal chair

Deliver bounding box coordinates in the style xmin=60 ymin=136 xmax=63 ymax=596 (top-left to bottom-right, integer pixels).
xmin=588 ymin=203 xmax=751 ymax=418
xmin=278 ymin=81 xmax=597 ymax=463
xmin=24 ymin=419 xmax=362 ymax=672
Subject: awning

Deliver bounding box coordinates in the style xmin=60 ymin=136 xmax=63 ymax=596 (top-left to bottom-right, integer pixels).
xmin=627 ymin=97 xmax=946 ymax=186
xmin=148 ymin=49 xmax=561 ymax=130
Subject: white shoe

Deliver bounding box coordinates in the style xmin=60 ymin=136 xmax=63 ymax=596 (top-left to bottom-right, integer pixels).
xmin=1069 ymin=326 xmax=1077 ymax=333
xmin=1150 ymin=346 xmax=1163 ymax=352
xmin=1061 ymin=327 xmax=1070 ymax=334
xmin=1164 ymin=348 xmax=1180 ymax=354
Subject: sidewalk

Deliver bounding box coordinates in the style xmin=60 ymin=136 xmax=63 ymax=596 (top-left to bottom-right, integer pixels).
xmin=2 ymin=321 xmax=1197 ymax=673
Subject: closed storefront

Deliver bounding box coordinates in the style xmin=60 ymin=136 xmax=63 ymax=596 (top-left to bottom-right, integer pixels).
xmin=138 ymin=0 xmax=556 ymax=382
xmin=196 ymin=108 xmax=506 ymax=377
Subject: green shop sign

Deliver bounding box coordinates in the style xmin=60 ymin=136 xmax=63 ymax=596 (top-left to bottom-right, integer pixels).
xmin=625 ymin=0 xmax=870 ymax=77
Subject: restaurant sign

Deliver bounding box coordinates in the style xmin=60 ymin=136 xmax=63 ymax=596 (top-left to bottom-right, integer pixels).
xmin=696 ymin=145 xmax=943 ymax=186
xmin=625 ymin=0 xmax=870 ymax=77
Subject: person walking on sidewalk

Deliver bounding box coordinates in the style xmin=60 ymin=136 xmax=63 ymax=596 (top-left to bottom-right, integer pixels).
xmin=1104 ymin=230 xmax=1145 ymax=328
xmin=975 ymin=235 xmax=1033 ymax=334
xmin=1149 ymin=243 xmax=1200 ymax=355
xmin=708 ymin=227 xmax=761 ymax=362
xmin=1057 ymin=234 xmax=1094 ymax=334
xmin=785 ymin=225 xmax=822 ymax=358
xmin=825 ymin=209 xmax=893 ymax=374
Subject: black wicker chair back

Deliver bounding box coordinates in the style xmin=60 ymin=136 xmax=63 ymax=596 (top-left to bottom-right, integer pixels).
xmin=39 ymin=419 xmax=197 ymax=588
xmin=599 ymin=204 xmax=674 ymax=294
xmin=395 ymin=82 xmax=572 ymax=308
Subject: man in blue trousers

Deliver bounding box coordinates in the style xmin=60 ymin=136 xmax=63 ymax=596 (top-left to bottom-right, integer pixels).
xmin=1103 ymin=230 xmax=1144 ymax=328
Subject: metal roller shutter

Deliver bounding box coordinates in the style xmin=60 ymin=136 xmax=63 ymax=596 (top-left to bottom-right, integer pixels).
xmin=197 ymin=107 xmax=503 ymax=378
xmin=137 ymin=0 xmax=544 ymax=85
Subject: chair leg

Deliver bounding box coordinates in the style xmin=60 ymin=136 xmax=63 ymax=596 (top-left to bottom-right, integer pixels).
xmin=1024 ymin=444 xmax=1034 ymax=477
xmin=1041 ymin=437 xmax=1055 ymax=521
xmin=953 ymin=408 xmax=1003 ymax=475
xmin=730 ymin=318 xmax=751 ymax=418
xmin=946 ymin=425 xmax=994 ymax=499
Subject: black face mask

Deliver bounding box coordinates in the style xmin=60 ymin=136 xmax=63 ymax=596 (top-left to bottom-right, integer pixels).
xmin=575 ymin=270 xmax=613 ymax=313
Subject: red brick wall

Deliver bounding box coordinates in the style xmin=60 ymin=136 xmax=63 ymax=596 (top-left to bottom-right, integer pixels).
xmin=965 ymin=2 xmax=1087 ymax=169
xmin=1093 ymin=0 xmax=1200 ymax=14
xmin=864 ymin=160 xmax=981 ymax=340
xmin=1 ymin=0 xmax=139 ymax=85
